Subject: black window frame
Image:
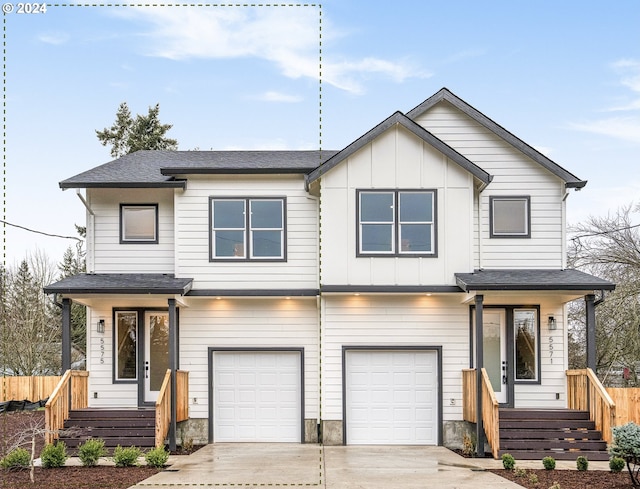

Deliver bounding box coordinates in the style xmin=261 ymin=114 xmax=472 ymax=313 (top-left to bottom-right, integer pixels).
xmin=356 ymin=189 xmax=437 ymax=258
xmin=489 ymin=195 xmax=531 ymax=238
xmin=119 ymin=203 xmax=159 ymax=244
xmin=209 ymin=196 xmax=287 ymax=262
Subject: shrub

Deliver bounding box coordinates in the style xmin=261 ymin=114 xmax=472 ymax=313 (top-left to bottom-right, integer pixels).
xmin=576 ymin=455 xmax=589 ymax=471
xmin=514 ymin=467 xmax=527 ymax=478
xmin=145 ymin=446 xmax=169 ymax=468
xmin=41 ymin=442 xmax=68 ymax=468
xmin=548 ymin=484 xmax=561 ymax=489
xmin=610 ymin=422 xmax=640 ymax=486
xmin=501 ymin=453 xmax=515 ymax=470
xmin=542 ymin=456 xmax=556 ymax=470
xmin=0 ymin=448 xmax=31 ymax=470
xmin=78 ymin=438 xmax=107 ymax=467
xmin=610 ymin=456 xmax=625 ymax=472
xmin=528 ymin=473 xmax=539 ymax=484
xmin=461 ymin=433 xmax=475 ymax=457
xmin=113 ymin=445 xmax=141 ymax=467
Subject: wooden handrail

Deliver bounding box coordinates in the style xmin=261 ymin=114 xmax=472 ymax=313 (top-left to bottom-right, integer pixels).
xmin=566 ymin=368 xmax=616 ymax=444
xmin=155 ymin=369 xmax=172 ymax=448
xmin=462 ymin=369 xmax=477 ymax=422
xmin=44 ymin=370 xmax=89 ymax=444
xmin=461 ymin=368 xmax=500 ymax=458
xmin=176 ymin=370 xmax=189 ymax=423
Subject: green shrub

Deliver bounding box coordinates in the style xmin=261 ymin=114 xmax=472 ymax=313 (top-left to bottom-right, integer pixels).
xmin=542 ymin=456 xmax=556 ymax=470
xmin=145 ymin=446 xmax=169 ymax=468
xmin=0 ymin=448 xmax=31 ymax=470
xmin=610 ymin=422 xmax=640 ymax=460
xmin=576 ymin=455 xmax=589 ymax=471
xmin=528 ymin=473 xmax=539 ymax=484
xmin=113 ymin=445 xmax=141 ymax=467
xmin=501 ymin=453 xmax=515 ymax=470
xmin=610 ymin=456 xmax=625 ymax=472
xmin=78 ymin=438 xmax=107 ymax=467
xmin=514 ymin=467 xmax=527 ymax=478
xmin=41 ymin=442 xmax=68 ymax=468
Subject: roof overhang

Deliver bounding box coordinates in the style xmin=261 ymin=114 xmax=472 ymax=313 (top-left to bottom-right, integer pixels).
xmin=44 ymin=273 xmax=194 ymax=295
xmin=59 ymin=181 xmax=187 ymax=190
xmin=454 ymin=269 xmax=615 ymax=292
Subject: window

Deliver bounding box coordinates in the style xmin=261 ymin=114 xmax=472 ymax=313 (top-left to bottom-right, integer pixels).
xmin=490 ymin=196 xmax=530 ymax=238
xmin=210 ymin=197 xmax=285 ymax=260
xmin=115 ymin=311 xmax=138 ymax=381
xmin=120 ymin=204 xmax=158 ymax=243
xmin=514 ymin=309 xmax=538 ymax=381
xmin=357 ymin=189 xmax=436 ymax=256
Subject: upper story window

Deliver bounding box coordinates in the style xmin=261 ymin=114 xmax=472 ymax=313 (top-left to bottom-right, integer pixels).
xmin=490 ymin=196 xmax=530 ymax=238
xmin=210 ymin=197 xmax=286 ymax=261
xmin=120 ymin=204 xmax=158 ymax=244
xmin=357 ymin=189 xmax=436 ymax=257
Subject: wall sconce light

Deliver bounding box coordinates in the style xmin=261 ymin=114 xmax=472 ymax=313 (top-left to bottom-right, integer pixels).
xmin=97 ymin=319 xmax=105 ymax=334
xmin=547 ymin=315 xmax=557 ymax=330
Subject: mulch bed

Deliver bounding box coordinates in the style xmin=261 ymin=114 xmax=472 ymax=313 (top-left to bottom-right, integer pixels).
xmin=0 ymin=466 xmax=162 ymax=488
xmin=487 ymin=468 xmax=632 ymax=488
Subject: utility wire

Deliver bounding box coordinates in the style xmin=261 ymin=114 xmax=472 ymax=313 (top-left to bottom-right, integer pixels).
xmin=571 ymin=223 xmax=640 ymax=241
xmin=1 ymin=219 xmax=82 ymax=242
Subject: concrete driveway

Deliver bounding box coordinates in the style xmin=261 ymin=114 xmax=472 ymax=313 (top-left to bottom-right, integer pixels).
xmin=129 ymin=444 xmax=524 ymax=489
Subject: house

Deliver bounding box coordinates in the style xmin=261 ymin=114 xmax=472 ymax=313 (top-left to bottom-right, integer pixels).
xmin=45 ymin=88 xmax=614 ymax=457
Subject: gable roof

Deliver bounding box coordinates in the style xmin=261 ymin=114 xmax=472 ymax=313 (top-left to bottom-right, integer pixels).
xmin=60 ymin=150 xmax=339 ymax=189
xmin=306 ymin=111 xmax=493 ymax=187
xmin=406 ymin=88 xmax=587 ymax=189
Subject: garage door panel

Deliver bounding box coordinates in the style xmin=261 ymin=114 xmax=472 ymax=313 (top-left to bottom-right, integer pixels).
xmin=346 ymin=350 xmax=438 ymax=445
xmin=213 ymin=351 xmax=301 ymax=443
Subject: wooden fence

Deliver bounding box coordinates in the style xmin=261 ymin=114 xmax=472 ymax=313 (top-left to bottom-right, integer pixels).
xmin=607 ymin=388 xmax=640 ymax=425
xmin=1 ymin=375 xmax=61 ymax=402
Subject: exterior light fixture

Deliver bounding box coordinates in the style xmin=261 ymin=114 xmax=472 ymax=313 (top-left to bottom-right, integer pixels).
xmin=547 ymin=315 xmax=557 ymax=330
xmin=97 ymin=319 xmax=105 ymax=334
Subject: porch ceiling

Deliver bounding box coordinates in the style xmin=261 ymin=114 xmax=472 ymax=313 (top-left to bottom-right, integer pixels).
xmin=43 ymin=273 xmax=194 ymax=296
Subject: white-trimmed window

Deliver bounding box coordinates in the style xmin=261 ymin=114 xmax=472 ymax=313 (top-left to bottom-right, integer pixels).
xmin=490 ymin=196 xmax=530 ymax=238
xmin=357 ymin=189 xmax=436 ymax=256
xmin=210 ymin=197 xmax=285 ymax=261
xmin=120 ymin=204 xmax=158 ymax=243
xmin=115 ymin=311 xmax=138 ymax=381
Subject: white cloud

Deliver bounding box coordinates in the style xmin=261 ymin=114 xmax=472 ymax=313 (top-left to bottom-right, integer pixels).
xmin=37 ymin=32 xmax=69 ymax=45
xmin=113 ymin=7 xmax=428 ymax=94
xmin=607 ymin=58 xmax=640 ymax=111
xmin=253 ymin=91 xmax=303 ymax=103
xmin=568 ymin=116 xmax=640 ymax=144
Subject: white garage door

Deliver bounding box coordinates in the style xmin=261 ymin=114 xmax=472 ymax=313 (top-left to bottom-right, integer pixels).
xmin=345 ymin=350 xmax=438 ymax=445
xmin=213 ymin=351 xmax=301 ymax=442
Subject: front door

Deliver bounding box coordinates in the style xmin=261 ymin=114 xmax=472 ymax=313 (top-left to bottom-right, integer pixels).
xmin=477 ymin=309 xmax=508 ymax=404
xmin=144 ymin=311 xmax=169 ymax=403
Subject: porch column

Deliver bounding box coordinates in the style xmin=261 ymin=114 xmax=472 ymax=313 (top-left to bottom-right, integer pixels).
xmin=474 ymin=294 xmax=485 ymax=457
xmin=585 ymin=294 xmax=596 ymax=371
xmin=168 ymin=299 xmax=178 ymax=452
xmin=61 ymin=298 xmax=72 ymax=372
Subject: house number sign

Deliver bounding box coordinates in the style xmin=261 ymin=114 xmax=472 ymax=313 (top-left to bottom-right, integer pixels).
xmin=100 ymin=338 xmax=105 ymax=364
xmin=549 ymin=336 xmax=554 ymax=364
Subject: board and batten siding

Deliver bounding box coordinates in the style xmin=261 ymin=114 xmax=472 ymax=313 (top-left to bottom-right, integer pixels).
xmin=179 ymin=297 xmax=319 ymax=422
xmin=414 ymin=102 xmax=565 ymax=270
xmin=321 ymin=294 xmax=469 ymax=423
xmin=320 ymin=124 xmax=474 ymax=286
xmin=87 ymin=188 xmax=175 ymax=274
xmin=174 ymin=175 xmax=318 ymax=289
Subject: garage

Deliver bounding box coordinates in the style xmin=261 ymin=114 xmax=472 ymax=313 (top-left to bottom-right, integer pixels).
xmin=344 ymin=348 xmax=440 ymax=445
xmin=211 ymin=349 xmax=303 ymax=442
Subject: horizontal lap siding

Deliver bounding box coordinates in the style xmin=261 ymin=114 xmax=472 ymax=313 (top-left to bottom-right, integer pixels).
xmin=175 ymin=176 xmax=318 ymax=289
xmin=321 ymin=295 xmax=469 ymax=422
xmin=89 ymin=189 xmax=175 ymax=273
xmin=179 ymin=298 xmax=319 ymax=421
xmin=415 ymin=103 xmax=564 ymax=270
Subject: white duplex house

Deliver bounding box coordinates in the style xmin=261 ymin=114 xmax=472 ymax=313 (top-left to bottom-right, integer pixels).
xmin=45 ymin=88 xmax=614 ymax=456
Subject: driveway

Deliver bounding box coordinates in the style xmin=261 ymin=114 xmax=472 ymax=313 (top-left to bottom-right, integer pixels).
xmin=129 ymin=444 xmax=524 ymax=489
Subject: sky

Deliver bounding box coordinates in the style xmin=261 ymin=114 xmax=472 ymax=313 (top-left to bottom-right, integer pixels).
xmin=4 ymin=0 xmax=640 ymax=267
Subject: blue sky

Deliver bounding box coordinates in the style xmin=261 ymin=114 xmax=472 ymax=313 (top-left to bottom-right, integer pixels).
xmin=4 ymin=0 xmax=640 ymax=265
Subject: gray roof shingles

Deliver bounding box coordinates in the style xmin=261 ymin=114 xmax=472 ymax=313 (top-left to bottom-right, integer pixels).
xmin=43 ymin=273 xmax=194 ymax=295
xmin=455 ymin=269 xmax=615 ymax=292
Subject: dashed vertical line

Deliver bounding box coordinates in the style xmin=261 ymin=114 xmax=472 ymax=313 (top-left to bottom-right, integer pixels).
xmin=317 ymin=6 xmax=323 ymax=482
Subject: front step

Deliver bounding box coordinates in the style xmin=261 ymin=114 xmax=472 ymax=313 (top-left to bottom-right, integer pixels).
xmin=58 ymin=408 xmax=156 ymax=453
xmin=498 ymin=409 xmax=609 ymax=461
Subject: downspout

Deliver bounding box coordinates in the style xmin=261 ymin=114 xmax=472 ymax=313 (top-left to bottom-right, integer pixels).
xmin=76 ymin=189 xmax=95 ymax=273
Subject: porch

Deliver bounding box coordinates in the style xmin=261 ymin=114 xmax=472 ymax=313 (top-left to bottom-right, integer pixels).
xmin=45 ymin=369 xmax=189 ymax=450
xmin=462 ymin=368 xmax=615 ymax=460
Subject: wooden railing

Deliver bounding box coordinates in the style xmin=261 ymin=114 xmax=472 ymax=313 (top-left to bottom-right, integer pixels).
xmin=1 ymin=375 xmax=62 ymax=402
xmin=461 ymin=368 xmax=500 ymax=458
xmin=44 ymin=370 xmax=89 ymax=444
xmin=567 ymin=368 xmax=616 ymax=444
xmin=155 ymin=369 xmax=189 ymax=447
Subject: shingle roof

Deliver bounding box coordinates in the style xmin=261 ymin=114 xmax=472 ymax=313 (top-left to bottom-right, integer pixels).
xmin=60 ymin=150 xmax=339 ymax=189
xmin=455 ymin=269 xmax=615 ymax=292
xmin=407 ymin=88 xmax=587 ymax=188
xmin=44 ymin=273 xmax=194 ymax=295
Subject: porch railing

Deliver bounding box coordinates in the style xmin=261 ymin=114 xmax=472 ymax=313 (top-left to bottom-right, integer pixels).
xmin=461 ymin=368 xmax=500 ymax=458
xmin=44 ymin=370 xmax=89 ymax=444
xmin=155 ymin=369 xmax=189 ymax=448
xmin=567 ymin=368 xmax=616 ymax=444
